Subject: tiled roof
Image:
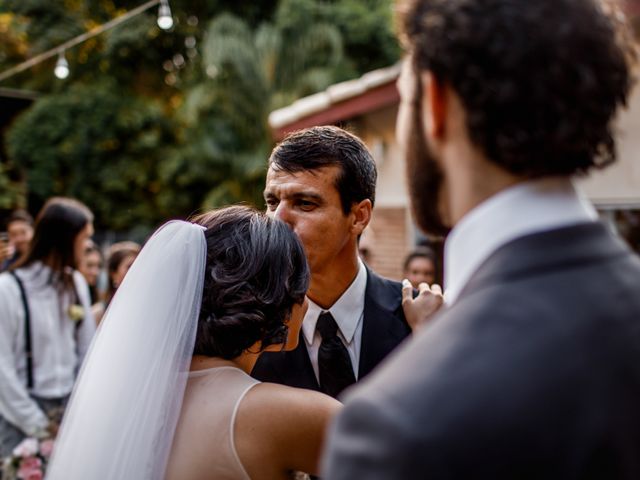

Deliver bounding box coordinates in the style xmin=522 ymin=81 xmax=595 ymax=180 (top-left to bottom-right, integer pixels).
xmin=269 ymin=63 xmax=400 ymax=129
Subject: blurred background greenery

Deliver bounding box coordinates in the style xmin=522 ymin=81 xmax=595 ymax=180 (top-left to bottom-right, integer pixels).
xmin=0 ymin=0 xmax=400 ymax=237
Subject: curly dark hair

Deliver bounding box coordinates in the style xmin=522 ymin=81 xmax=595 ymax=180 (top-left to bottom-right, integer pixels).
xmin=398 ymin=0 xmax=637 ymax=177
xmin=269 ymin=126 xmax=377 ymax=214
xmin=190 ymin=206 xmax=309 ymax=360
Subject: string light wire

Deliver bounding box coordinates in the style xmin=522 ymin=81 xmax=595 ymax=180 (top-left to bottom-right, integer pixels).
xmin=0 ymin=0 xmax=171 ymax=83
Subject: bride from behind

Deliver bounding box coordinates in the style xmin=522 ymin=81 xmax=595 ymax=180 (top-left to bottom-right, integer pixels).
xmin=46 ymin=206 xmax=340 ymax=479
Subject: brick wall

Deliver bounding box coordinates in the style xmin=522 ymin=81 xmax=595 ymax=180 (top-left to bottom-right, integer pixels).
xmin=360 ymin=206 xmax=409 ymax=281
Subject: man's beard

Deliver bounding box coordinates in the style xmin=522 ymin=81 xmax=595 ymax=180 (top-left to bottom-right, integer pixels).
xmin=404 ymin=89 xmax=451 ymax=237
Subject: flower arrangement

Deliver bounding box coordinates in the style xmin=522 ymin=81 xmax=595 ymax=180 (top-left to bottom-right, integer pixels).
xmin=67 ymin=304 xmax=85 ymax=322
xmin=1 ymin=437 xmax=54 ymax=480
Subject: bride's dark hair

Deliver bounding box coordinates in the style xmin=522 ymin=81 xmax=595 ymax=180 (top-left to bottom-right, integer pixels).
xmin=190 ymin=206 xmax=309 ymax=359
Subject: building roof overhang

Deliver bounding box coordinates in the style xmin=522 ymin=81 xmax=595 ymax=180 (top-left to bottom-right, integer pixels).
xmin=269 ymin=64 xmax=400 ymax=140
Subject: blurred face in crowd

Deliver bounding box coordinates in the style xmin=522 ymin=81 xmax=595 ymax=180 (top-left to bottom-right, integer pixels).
xmin=74 ymin=223 xmax=94 ymax=268
xmin=8 ymin=220 xmax=34 ymax=255
xmin=404 ymin=256 xmax=436 ymax=288
xmin=80 ymin=249 xmax=103 ymax=287
xmin=111 ymin=253 xmax=137 ymax=289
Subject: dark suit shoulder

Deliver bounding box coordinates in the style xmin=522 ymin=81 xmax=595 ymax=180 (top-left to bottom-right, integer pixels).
xmin=364 ymin=268 xmax=403 ymax=312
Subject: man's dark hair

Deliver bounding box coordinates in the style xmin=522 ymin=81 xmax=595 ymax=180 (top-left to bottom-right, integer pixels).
xmin=14 ymin=197 xmax=93 ymax=292
xmin=399 ymin=0 xmax=636 ymax=177
xmin=269 ymin=126 xmax=377 ymax=214
xmin=191 ymin=206 xmax=309 ymax=360
xmin=7 ymin=209 xmax=34 ymax=227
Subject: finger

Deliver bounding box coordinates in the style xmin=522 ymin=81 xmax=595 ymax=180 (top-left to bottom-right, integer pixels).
xmin=402 ymin=279 xmax=413 ymax=303
xmin=418 ymin=282 xmax=431 ymax=295
xmin=430 ymin=284 xmax=443 ymax=296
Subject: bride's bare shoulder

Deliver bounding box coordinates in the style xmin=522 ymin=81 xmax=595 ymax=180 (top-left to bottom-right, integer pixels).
xmin=242 ymin=382 xmax=341 ymax=424
xmin=235 ymin=382 xmax=341 ymax=477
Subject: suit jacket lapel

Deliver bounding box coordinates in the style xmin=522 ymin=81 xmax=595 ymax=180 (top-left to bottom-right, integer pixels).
xmin=358 ymin=269 xmax=410 ymax=379
xmin=285 ymin=332 xmax=321 ymax=391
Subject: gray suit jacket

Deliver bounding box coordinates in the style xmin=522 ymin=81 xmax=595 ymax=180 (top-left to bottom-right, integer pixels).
xmin=323 ymin=223 xmax=640 ymax=479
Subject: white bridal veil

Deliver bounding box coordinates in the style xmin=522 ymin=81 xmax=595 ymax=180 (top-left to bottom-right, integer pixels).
xmin=46 ymin=221 xmax=207 ymax=479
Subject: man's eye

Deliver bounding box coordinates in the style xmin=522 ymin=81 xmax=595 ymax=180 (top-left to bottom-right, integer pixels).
xmin=299 ymin=201 xmax=316 ymax=210
xmin=265 ymin=199 xmax=278 ymax=210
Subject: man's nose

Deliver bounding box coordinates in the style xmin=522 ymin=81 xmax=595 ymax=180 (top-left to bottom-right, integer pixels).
xmin=273 ymin=203 xmax=294 ymax=227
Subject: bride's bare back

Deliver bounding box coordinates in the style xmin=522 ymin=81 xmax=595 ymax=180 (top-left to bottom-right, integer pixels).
xmin=166 ymin=364 xmax=340 ymax=480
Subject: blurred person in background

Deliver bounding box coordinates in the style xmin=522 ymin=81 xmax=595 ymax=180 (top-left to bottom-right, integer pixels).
xmin=105 ymin=241 xmax=140 ymax=308
xmin=357 ymin=227 xmax=375 ymax=266
xmin=0 ymin=197 xmax=97 ymax=456
xmin=402 ymin=246 xmax=437 ymax=288
xmin=79 ymin=240 xmax=106 ymax=324
xmin=0 ymin=210 xmax=34 ymax=272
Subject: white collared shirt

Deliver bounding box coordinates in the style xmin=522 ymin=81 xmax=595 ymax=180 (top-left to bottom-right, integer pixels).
xmin=444 ymin=177 xmax=598 ymax=305
xmin=0 ymin=262 xmax=96 ymax=435
xmin=302 ymin=259 xmax=367 ymax=381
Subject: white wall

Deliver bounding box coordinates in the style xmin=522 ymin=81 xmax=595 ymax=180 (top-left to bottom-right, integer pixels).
xmin=577 ymin=85 xmax=640 ymax=207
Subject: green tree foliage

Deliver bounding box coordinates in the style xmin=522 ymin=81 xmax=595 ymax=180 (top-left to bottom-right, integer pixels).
xmin=0 ymin=162 xmax=24 ymax=210
xmin=172 ymin=7 xmax=347 ymax=209
xmin=0 ymin=0 xmax=399 ymax=232
xmin=6 ymin=81 xmax=173 ymax=230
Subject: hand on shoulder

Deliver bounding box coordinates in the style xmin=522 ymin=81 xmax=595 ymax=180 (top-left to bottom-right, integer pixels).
xmin=402 ymin=279 xmax=444 ymax=332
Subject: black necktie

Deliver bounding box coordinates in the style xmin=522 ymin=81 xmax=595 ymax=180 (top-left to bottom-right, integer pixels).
xmin=317 ymin=312 xmax=356 ymax=398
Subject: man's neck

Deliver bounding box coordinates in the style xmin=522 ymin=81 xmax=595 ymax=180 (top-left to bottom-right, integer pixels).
xmin=444 ymin=143 xmax=526 ymax=226
xmin=307 ymin=255 xmax=360 ymax=310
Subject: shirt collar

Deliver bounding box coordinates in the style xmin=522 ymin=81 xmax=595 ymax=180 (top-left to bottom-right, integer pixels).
xmin=444 ymin=176 xmax=598 ymax=305
xmin=302 ymin=259 xmax=367 ymax=346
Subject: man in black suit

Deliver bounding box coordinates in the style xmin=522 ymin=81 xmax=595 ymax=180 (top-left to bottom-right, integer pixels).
xmin=323 ymin=0 xmax=640 ymax=478
xmin=252 ymin=126 xmax=415 ymax=398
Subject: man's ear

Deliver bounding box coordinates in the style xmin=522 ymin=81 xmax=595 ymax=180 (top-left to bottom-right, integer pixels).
xmin=351 ymin=199 xmax=372 ymax=236
xmin=421 ymin=71 xmax=447 ymax=140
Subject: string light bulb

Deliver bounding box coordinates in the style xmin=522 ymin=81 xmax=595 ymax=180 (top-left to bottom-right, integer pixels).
xmin=157 ymin=0 xmax=173 ymax=30
xmin=54 ymin=51 xmax=70 ymax=79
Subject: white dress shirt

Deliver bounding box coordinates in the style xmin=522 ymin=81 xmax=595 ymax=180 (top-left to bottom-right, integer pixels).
xmin=444 ymin=177 xmax=598 ymax=305
xmin=0 ymin=262 xmax=96 ymax=435
xmin=302 ymin=259 xmax=367 ymax=382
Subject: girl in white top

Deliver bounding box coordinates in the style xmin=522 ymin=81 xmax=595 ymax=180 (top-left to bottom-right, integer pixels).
xmin=47 ymin=206 xmax=340 ymax=479
xmin=0 ymin=197 xmax=95 ymax=456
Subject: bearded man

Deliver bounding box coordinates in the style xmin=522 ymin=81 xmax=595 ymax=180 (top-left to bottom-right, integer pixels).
xmin=322 ymin=0 xmax=640 ymax=478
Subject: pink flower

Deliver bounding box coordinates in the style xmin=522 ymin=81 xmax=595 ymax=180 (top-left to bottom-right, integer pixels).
xmin=17 ymin=456 xmax=43 ymax=479
xmin=12 ymin=438 xmax=39 ymax=458
xmin=19 ymin=456 xmax=42 ymax=470
xmin=21 ymin=469 xmax=43 ymax=480
xmin=39 ymin=439 xmax=54 ymax=458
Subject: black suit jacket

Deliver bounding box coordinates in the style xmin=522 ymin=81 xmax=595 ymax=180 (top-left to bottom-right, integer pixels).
xmin=251 ymin=268 xmax=410 ymax=393
xmin=324 ymin=223 xmax=640 ymax=479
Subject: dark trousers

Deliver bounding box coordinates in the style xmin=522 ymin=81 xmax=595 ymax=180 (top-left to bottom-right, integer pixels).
xmin=0 ymin=394 xmax=69 ymax=458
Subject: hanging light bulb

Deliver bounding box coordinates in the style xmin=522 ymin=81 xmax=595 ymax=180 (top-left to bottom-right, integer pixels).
xmin=157 ymin=0 xmax=173 ymax=30
xmin=54 ymin=51 xmax=70 ymax=79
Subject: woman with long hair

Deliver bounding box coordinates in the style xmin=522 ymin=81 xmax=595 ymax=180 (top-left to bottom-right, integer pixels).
xmin=0 ymin=197 xmax=96 ymax=456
